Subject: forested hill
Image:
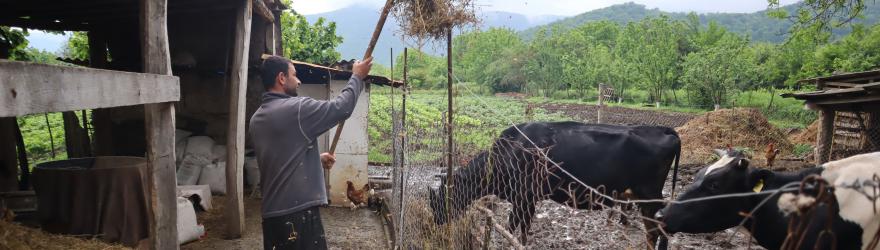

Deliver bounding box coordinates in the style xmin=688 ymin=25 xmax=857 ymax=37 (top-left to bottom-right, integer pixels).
xmin=521 ymin=2 xmax=880 ymax=42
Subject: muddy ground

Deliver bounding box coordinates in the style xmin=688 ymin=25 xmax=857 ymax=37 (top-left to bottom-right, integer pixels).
xmin=537 ymin=103 xmax=695 ymax=128
xmin=181 ymin=188 xmax=390 ymax=250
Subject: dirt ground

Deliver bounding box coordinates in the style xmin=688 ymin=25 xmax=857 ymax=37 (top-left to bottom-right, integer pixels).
xmin=389 ymin=157 xmax=813 ymax=249
xmin=537 ymin=103 xmax=695 ymax=128
xmin=181 ymin=189 xmax=390 ymax=250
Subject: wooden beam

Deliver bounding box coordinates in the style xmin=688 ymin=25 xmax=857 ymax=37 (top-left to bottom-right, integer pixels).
xmin=140 ymin=0 xmax=178 ymax=249
xmin=816 ymin=109 xmax=835 ymax=164
xmin=0 ymin=117 xmax=18 ymax=192
xmin=252 ymin=0 xmax=274 ymax=23
xmin=812 ymin=95 xmax=880 ymax=106
xmin=225 ymin=0 xmax=251 ymax=239
xmin=0 ymin=60 xmax=179 ymax=118
xmin=273 ymin=9 xmax=282 ymax=56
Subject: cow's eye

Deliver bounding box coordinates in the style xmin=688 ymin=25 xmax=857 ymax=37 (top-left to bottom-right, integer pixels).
xmin=707 ymin=182 xmax=720 ymax=192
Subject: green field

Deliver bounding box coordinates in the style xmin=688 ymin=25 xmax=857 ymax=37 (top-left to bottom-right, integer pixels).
xmin=367 ymin=87 xmax=816 ymax=163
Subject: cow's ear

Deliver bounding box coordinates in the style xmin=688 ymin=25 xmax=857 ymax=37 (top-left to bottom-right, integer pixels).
xmin=734 ymin=158 xmax=750 ymax=170
xmin=714 ymin=148 xmax=727 ymax=157
xmin=748 ymin=169 xmax=773 ymax=191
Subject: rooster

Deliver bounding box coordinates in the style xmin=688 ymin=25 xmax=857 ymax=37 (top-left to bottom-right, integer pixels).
xmin=765 ymin=143 xmax=780 ymax=167
xmin=1 ymin=200 xmax=13 ymax=222
xmin=346 ymin=181 xmax=374 ymax=210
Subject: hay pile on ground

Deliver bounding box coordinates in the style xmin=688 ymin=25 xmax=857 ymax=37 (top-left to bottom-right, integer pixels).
xmin=790 ymin=119 xmax=819 ymax=145
xmin=401 ymin=198 xmax=481 ymax=249
xmin=676 ymin=108 xmax=794 ymax=165
xmin=0 ymin=220 xmax=129 ymax=250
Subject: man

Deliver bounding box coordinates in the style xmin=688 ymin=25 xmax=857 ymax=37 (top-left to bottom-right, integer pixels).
xmin=249 ymin=55 xmax=372 ymax=250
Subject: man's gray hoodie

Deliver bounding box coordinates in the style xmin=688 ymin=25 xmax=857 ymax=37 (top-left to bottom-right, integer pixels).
xmin=249 ymin=76 xmax=364 ymax=218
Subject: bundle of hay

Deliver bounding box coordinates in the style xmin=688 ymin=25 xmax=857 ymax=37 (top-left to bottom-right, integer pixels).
xmin=391 ymin=0 xmax=479 ymax=45
xmin=0 ymin=220 xmax=129 ymax=250
xmin=790 ymin=119 xmax=819 ymax=145
xmin=676 ymin=108 xmax=794 ymax=165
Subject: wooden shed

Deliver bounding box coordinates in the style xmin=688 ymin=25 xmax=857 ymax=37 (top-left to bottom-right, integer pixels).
xmin=2 ymin=0 xmax=403 ymax=247
xmin=783 ymin=70 xmax=880 ymax=164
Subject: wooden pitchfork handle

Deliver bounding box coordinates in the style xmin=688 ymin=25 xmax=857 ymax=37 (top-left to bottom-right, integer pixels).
xmin=329 ymin=0 xmax=394 ymax=155
xmin=326 ymin=0 xmax=395 ymax=204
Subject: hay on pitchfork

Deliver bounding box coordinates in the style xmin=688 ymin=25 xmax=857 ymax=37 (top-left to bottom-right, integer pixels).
xmin=391 ymin=0 xmax=479 ymax=45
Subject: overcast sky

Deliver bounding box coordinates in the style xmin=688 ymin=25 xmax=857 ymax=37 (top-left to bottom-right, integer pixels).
xmin=26 ymin=0 xmax=801 ymax=53
xmin=292 ymin=0 xmax=801 ymax=17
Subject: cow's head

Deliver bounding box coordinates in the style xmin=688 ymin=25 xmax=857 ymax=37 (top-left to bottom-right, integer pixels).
xmin=429 ymin=151 xmax=492 ymax=225
xmin=657 ymin=148 xmax=772 ymax=234
xmin=429 ymin=183 xmax=449 ymax=225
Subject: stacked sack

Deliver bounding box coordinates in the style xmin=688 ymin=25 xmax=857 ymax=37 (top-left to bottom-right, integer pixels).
xmin=175 ymin=130 xmax=262 ymax=195
xmin=175 ymin=131 xmax=226 ymax=195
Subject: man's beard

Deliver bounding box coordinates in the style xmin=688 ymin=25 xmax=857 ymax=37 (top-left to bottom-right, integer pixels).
xmin=283 ymin=83 xmax=298 ymax=96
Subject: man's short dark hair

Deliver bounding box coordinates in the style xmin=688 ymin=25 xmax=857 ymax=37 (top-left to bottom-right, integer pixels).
xmin=261 ymin=55 xmax=292 ymax=90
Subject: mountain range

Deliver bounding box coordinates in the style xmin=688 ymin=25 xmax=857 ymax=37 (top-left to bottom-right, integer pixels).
xmin=304 ymin=4 xmax=564 ymax=64
xmin=306 ymin=1 xmax=880 ymax=65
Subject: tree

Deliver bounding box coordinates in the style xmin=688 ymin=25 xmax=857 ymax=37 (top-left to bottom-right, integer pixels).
xmin=61 ymin=31 xmax=89 ymax=60
xmin=681 ymin=34 xmax=752 ymax=108
xmin=281 ymin=11 xmax=343 ymax=65
xmin=452 ymin=28 xmax=523 ymax=83
xmin=616 ymin=16 xmax=684 ymax=103
xmin=0 ymin=26 xmax=29 ymax=60
xmin=393 ymin=49 xmax=445 ymax=89
xmin=769 ymin=0 xmax=867 ymax=34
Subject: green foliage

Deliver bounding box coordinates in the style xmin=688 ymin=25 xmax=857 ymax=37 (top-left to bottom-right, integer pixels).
xmin=25 ymin=48 xmax=62 ymax=64
xmin=452 ymin=28 xmax=524 ymax=83
xmin=0 ymin=26 xmax=30 ymax=60
xmin=681 ymin=33 xmax=751 ymax=107
xmin=523 ymin=2 xmax=880 ymax=43
xmin=392 ymin=49 xmax=446 ymax=89
xmin=281 ymin=11 xmax=343 ymax=65
xmin=17 ymin=114 xmax=69 ymax=168
xmin=367 ymin=88 xmax=569 ymax=162
xmin=769 ymin=0 xmax=868 ymax=35
xmin=62 ymin=31 xmax=89 ymax=60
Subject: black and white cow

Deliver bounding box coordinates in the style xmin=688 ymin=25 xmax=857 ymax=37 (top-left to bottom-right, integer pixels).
xmin=429 ymin=121 xmax=681 ymax=246
xmin=656 ymin=150 xmax=880 ymax=250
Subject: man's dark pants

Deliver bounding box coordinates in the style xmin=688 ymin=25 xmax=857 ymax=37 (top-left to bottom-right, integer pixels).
xmin=262 ymin=206 xmax=327 ymax=250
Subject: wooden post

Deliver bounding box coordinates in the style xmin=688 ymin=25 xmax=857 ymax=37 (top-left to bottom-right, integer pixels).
xmin=140 ymin=0 xmax=178 ymax=248
xmin=0 ymin=117 xmax=18 ymax=192
xmin=597 ymin=83 xmax=604 ymax=124
xmin=816 ymin=107 xmax=835 ymax=164
xmin=62 ymin=111 xmax=90 ymax=158
xmin=225 ymin=0 xmax=252 ymax=239
xmin=89 ymin=26 xmax=113 ymax=157
xmin=397 ymin=47 xmax=408 ymax=248
xmin=14 ymin=121 xmax=29 ymax=190
xmin=273 ymin=8 xmax=282 ymax=56
xmin=445 ymin=28 xmax=454 ymax=249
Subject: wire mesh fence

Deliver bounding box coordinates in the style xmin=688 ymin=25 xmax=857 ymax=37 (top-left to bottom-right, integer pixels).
xmin=371 ymin=81 xmax=879 ymax=249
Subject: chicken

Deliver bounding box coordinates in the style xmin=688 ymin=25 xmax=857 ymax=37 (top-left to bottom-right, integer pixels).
xmin=346 ymin=181 xmax=374 ymax=210
xmin=766 ymin=143 xmax=780 ymax=167
xmin=1 ymin=200 xmax=13 ymax=222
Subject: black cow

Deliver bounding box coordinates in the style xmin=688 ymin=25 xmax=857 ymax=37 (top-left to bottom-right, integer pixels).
xmin=656 ymin=150 xmax=880 ymax=250
xmin=429 ymin=121 xmax=681 ymax=246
